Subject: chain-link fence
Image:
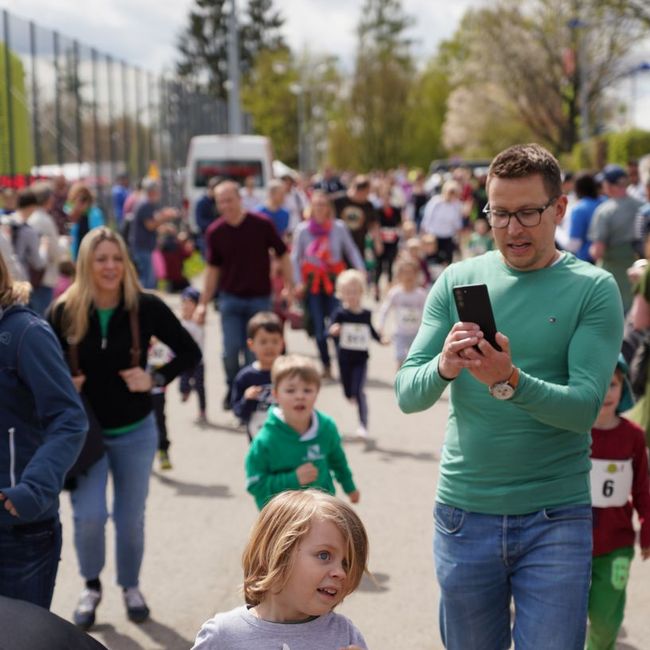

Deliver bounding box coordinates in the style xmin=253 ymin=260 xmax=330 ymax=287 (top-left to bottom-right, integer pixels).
xmin=0 ymin=9 xmax=230 ymax=215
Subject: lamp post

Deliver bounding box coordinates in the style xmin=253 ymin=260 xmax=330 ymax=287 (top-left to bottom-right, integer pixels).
xmin=226 ymin=0 xmax=243 ymax=134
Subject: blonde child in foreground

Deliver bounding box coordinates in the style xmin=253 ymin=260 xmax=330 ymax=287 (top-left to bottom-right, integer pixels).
xmin=245 ymin=355 xmax=360 ymax=509
xmin=191 ymin=489 xmax=369 ymax=650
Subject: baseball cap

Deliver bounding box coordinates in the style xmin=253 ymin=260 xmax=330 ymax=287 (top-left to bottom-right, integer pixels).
xmin=615 ymin=354 xmax=634 ymax=413
xmin=181 ymin=286 xmax=200 ymax=303
xmin=601 ymin=164 xmax=627 ymax=185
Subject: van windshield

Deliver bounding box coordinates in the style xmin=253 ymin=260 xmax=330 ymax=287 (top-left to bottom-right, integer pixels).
xmin=194 ymin=159 xmax=264 ymax=188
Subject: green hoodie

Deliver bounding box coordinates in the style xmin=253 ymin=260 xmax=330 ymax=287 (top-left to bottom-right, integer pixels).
xmin=245 ymin=407 xmax=357 ymax=510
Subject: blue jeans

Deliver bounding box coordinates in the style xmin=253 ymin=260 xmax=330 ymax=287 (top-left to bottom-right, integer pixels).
xmin=219 ymin=292 xmax=272 ymax=387
xmin=434 ymin=502 xmax=592 ymax=650
xmin=71 ymin=414 xmax=157 ymax=589
xmin=29 ymin=285 xmax=54 ymax=317
xmin=0 ymin=517 xmax=62 ymax=609
xmin=132 ymin=249 xmax=156 ymax=289
xmin=305 ymin=292 xmax=339 ymax=368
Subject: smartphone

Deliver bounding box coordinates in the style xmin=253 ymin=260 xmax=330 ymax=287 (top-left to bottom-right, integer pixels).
xmin=452 ymin=284 xmax=501 ymax=351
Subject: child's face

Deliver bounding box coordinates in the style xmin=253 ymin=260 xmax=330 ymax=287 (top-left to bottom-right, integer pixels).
xmin=181 ymin=298 xmax=197 ymax=320
xmin=599 ymin=372 xmax=623 ymax=420
xmin=273 ymin=375 xmax=319 ymax=422
xmin=339 ymin=282 xmax=363 ymax=310
xmin=247 ymin=330 xmax=284 ymax=369
xmin=271 ymin=518 xmax=349 ymax=621
xmin=398 ymin=266 xmax=418 ymax=288
xmin=474 ymin=219 xmax=489 ymax=236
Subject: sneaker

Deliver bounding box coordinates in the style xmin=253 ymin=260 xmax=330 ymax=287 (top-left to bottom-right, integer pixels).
xmin=355 ymin=425 xmax=369 ymax=439
xmin=196 ymin=411 xmax=208 ymax=425
xmin=123 ymin=586 xmax=150 ymax=623
xmin=222 ymin=390 xmax=232 ymax=411
xmin=180 ymin=392 xmax=190 ymax=403
xmin=73 ymin=587 xmax=102 ymax=630
xmin=158 ymin=450 xmax=172 ymax=471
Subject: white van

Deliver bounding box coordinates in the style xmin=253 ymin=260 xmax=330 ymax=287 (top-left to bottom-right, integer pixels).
xmin=183 ymin=134 xmax=273 ymax=230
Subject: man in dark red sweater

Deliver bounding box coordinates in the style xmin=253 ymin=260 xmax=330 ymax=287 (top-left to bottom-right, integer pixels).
xmin=196 ymin=181 xmax=293 ymax=409
xmin=588 ymin=355 xmax=650 ymax=649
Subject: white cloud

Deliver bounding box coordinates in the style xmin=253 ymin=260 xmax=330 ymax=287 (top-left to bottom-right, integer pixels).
xmin=5 ymin=0 xmax=486 ymax=72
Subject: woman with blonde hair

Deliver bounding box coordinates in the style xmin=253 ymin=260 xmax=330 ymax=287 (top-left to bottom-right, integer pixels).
xmin=48 ymin=227 xmax=201 ymax=629
xmin=0 ymin=250 xmax=86 ymax=609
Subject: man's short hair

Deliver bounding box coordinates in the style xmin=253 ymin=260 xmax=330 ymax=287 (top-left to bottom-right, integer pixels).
xmin=487 ymin=143 xmax=562 ymax=198
xmin=31 ymin=181 xmax=53 ymax=206
xmin=247 ymin=311 xmax=283 ymax=339
xmin=142 ymin=177 xmax=160 ymax=193
xmin=271 ymin=354 xmax=321 ymax=390
xmin=352 ymin=175 xmax=370 ymax=191
xmin=267 ymin=179 xmax=284 ymax=193
xmin=17 ymin=188 xmax=38 ymax=209
xmin=207 ymin=176 xmax=221 ymax=190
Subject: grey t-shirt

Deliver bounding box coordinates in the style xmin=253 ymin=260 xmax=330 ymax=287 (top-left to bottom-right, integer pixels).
xmin=191 ymin=606 xmax=368 ymax=650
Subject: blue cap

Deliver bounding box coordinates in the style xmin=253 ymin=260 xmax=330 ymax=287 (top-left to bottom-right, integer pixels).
xmin=181 ymin=286 xmax=200 ymax=303
xmin=615 ymin=354 xmax=634 ymax=413
xmin=602 ymin=164 xmax=627 ymax=185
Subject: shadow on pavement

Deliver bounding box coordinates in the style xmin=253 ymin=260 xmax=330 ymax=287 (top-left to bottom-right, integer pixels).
xmin=209 ymin=420 xmax=247 ymax=435
xmin=341 ymin=437 xmax=436 ymax=463
xmin=357 ymin=571 xmax=390 ymax=593
xmin=365 ymin=378 xmax=395 ymax=390
xmin=140 ymin=618 xmax=195 ymax=650
xmin=91 ymin=624 xmax=144 ymax=650
xmin=152 ymin=473 xmax=233 ymax=498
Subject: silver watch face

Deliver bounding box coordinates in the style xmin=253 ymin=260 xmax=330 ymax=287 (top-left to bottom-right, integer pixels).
xmin=490 ymin=382 xmax=515 ymax=400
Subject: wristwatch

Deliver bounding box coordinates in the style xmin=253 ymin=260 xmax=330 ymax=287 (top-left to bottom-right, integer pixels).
xmin=489 ymin=366 xmax=519 ymax=400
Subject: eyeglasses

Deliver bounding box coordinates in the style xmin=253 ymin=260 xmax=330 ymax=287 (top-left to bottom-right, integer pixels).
xmin=482 ymin=197 xmax=558 ymax=229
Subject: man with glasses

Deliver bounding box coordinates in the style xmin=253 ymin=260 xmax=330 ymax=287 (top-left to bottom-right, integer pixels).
xmin=396 ymin=143 xmax=623 ymax=650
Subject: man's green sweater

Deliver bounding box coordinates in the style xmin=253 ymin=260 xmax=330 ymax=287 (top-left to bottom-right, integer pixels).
xmin=245 ymin=407 xmax=357 ymax=510
xmin=395 ymin=251 xmax=623 ymax=515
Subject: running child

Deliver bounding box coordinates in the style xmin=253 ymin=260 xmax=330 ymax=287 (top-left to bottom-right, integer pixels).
xmin=377 ymin=257 xmax=427 ymax=369
xmin=178 ymin=287 xmax=207 ymax=424
xmin=191 ymin=489 xmax=368 ymax=649
xmin=329 ymin=270 xmax=385 ymax=438
xmin=588 ymin=355 xmax=650 ymax=650
xmin=147 ymin=337 xmax=174 ymax=470
xmin=231 ymin=312 xmax=284 ymax=441
xmin=245 ymin=355 xmax=360 ymax=510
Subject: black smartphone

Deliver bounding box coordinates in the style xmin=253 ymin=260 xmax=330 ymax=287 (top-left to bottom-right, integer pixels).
xmin=452 ymin=284 xmax=501 ymax=351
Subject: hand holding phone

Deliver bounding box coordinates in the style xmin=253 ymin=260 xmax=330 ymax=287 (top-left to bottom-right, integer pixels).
xmin=452 ymin=284 xmax=501 ymax=352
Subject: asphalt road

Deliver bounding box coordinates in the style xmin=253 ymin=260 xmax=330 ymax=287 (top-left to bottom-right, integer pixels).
xmin=50 ymin=295 xmax=650 ymax=650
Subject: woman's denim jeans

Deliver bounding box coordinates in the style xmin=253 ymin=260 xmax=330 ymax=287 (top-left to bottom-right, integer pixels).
xmin=434 ymin=502 xmax=592 ymax=650
xmin=71 ymin=414 xmax=157 ymax=588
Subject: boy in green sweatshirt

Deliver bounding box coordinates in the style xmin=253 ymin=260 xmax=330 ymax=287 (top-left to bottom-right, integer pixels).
xmin=245 ymin=355 xmax=360 ymax=510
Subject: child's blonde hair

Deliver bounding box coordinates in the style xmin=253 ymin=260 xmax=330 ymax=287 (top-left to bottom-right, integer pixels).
xmin=242 ymin=489 xmax=369 ymax=606
xmin=335 ymin=269 xmax=366 ymax=300
xmin=394 ymin=256 xmax=421 ymax=278
xmin=271 ymin=354 xmax=321 ymax=390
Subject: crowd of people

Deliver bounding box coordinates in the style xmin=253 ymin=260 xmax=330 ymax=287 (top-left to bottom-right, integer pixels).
xmin=1 ymin=145 xmax=650 ymax=649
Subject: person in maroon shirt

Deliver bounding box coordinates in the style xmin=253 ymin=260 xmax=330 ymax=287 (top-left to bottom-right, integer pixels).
xmin=588 ymin=355 xmax=650 ymax=650
xmin=196 ymin=181 xmax=293 ymax=409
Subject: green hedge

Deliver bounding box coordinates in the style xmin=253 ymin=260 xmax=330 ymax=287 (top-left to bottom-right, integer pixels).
xmin=564 ymin=129 xmax=650 ymax=171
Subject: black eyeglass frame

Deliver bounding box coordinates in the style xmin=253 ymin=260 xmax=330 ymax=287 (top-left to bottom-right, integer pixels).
xmin=482 ymin=197 xmax=559 ymax=229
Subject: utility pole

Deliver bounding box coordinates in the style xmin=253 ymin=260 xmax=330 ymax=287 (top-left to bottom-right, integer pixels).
xmin=226 ymin=0 xmax=243 ymax=134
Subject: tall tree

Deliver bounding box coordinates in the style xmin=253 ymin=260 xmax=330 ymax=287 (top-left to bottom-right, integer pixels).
xmin=176 ymin=0 xmax=285 ymax=100
xmin=347 ymin=0 xmax=415 ymax=169
xmin=440 ymin=0 xmax=648 ymax=155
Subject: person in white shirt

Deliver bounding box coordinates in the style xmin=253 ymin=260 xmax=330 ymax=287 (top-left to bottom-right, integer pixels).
xmin=420 ymin=180 xmax=464 ymax=265
xmin=28 ymin=182 xmax=61 ymax=316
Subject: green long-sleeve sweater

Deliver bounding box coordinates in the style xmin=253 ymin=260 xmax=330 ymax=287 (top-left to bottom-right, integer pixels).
xmin=395 ymin=251 xmax=623 ymax=515
xmin=245 ymin=407 xmax=357 ymax=510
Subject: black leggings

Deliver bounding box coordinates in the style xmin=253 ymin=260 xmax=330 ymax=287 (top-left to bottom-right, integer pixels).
xmin=375 ymin=242 xmax=398 ymax=285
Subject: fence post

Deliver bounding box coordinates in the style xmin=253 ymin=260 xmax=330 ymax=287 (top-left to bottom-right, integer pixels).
xmin=29 ymin=21 xmax=41 ymax=170
xmin=3 ymin=9 xmax=16 ymax=180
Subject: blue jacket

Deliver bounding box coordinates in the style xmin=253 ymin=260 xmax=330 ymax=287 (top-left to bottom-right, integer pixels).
xmin=0 ymin=305 xmax=87 ymax=525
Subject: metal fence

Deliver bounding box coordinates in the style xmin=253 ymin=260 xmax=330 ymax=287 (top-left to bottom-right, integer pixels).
xmin=0 ymin=8 xmax=230 ymax=214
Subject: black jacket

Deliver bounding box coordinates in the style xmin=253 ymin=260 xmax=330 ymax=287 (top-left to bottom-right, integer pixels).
xmin=49 ymin=292 xmax=201 ymax=429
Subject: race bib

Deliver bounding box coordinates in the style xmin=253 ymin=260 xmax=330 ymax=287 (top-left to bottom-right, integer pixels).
xmin=249 ymin=409 xmax=269 ymax=438
xmin=590 ymin=459 xmax=633 ymax=508
xmin=381 ymin=226 xmax=399 ymax=243
xmin=339 ymin=323 xmax=370 ymax=351
xmin=148 ymin=341 xmax=173 ymax=368
xmin=397 ymin=307 xmax=421 ymax=333
xmin=248 ymin=386 xmax=274 ymax=439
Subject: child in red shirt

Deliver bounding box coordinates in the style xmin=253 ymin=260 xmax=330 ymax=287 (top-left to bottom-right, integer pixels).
xmin=588 ymin=355 xmax=650 ymax=650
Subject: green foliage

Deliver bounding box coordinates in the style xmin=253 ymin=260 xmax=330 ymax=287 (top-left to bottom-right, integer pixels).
xmin=241 ymin=49 xmax=299 ymax=166
xmin=176 ymin=0 xmax=286 ymax=100
xmin=607 ymin=129 xmax=650 ymax=165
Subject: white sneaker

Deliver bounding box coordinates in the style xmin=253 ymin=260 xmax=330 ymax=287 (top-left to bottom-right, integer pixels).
xmin=73 ymin=587 xmax=102 ymax=629
xmin=123 ymin=586 xmax=150 ymax=623
xmin=356 ymin=425 xmax=369 ymax=439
